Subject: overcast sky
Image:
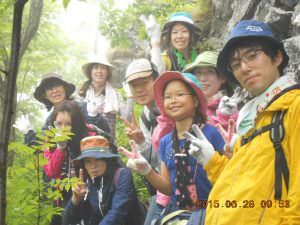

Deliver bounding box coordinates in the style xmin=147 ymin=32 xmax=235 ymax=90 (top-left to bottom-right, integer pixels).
xmin=60 ymin=0 xmax=135 ymax=58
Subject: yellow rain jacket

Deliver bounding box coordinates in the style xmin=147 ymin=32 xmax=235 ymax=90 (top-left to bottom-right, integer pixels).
xmin=204 ymin=88 xmax=300 ymax=225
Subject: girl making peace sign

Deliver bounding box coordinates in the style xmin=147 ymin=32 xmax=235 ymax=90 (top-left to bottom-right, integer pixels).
xmin=119 ymin=72 xmax=224 ymax=219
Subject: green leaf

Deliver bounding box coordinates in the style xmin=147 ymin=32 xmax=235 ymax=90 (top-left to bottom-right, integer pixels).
xmin=63 ymin=0 xmax=70 ymax=9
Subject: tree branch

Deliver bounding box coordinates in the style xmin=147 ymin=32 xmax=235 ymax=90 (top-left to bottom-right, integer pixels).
xmin=19 ymin=0 xmax=43 ymax=61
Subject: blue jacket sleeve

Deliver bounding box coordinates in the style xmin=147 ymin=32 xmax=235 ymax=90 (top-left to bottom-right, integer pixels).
xmin=99 ymin=168 xmax=135 ymax=225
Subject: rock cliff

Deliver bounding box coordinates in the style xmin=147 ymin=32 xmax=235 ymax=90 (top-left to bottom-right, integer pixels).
xmin=208 ymin=0 xmax=300 ymax=81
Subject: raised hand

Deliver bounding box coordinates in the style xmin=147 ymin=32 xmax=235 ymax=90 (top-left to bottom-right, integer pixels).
xmin=232 ymin=87 xmax=250 ymax=104
xmin=218 ymin=95 xmax=239 ymax=115
xmin=216 ymin=119 xmax=235 ymax=145
xmin=183 ymin=124 xmax=215 ymax=165
xmin=216 ymin=119 xmax=237 ymax=158
xmin=121 ymin=112 xmax=144 ymax=144
xmin=118 ymin=140 xmax=152 ymax=176
xmin=139 ymin=14 xmax=161 ymax=43
xmin=13 ymin=114 xmax=33 ymax=134
xmin=218 ymin=87 xmax=249 ymax=115
xmin=71 ymin=169 xmax=88 ymax=206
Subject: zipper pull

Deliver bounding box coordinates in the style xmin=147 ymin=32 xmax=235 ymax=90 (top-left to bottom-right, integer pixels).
xmin=84 ymin=189 xmax=89 ymax=201
xmin=98 ymin=190 xmax=103 ymax=203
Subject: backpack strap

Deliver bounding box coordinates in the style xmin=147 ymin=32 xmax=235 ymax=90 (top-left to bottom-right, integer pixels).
xmin=161 ymin=210 xmax=191 ymax=225
xmin=270 ymin=111 xmax=289 ymax=200
xmin=140 ymin=111 xmax=157 ymax=132
xmin=241 ymin=123 xmax=276 ymax=146
xmin=241 ymin=110 xmax=289 ymax=200
xmin=113 ymin=167 xmax=124 ymax=187
xmin=140 ymin=109 xmax=159 ymax=163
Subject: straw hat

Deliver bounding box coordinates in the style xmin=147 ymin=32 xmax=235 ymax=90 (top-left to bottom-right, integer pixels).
xmin=82 ymin=55 xmax=114 ymax=78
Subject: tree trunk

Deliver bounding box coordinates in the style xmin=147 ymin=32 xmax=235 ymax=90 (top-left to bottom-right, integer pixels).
xmin=0 ymin=0 xmax=43 ymax=125
xmin=0 ymin=1 xmax=27 ymax=224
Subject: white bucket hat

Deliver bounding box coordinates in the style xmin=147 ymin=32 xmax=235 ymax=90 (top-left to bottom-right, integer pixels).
xmin=125 ymin=58 xmax=153 ymax=82
xmin=82 ymin=55 xmax=114 ymax=78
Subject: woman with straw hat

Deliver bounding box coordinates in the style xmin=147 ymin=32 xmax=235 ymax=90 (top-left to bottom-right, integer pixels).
xmin=79 ymin=56 xmax=125 ymax=140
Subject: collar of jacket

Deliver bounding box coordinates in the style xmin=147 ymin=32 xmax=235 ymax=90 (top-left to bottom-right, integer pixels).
xmin=264 ymin=84 xmax=300 ymax=112
xmin=88 ymin=175 xmax=103 ymax=187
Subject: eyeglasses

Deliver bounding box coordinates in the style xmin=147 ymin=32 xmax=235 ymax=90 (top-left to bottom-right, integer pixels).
xmin=163 ymin=92 xmax=192 ymax=103
xmin=227 ymin=48 xmax=264 ymax=72
xmin=53 ymin=121 xmax=71 ymax=130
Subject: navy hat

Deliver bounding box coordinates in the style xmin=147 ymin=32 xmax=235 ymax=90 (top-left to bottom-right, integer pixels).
xmin=217 ymin=20 xmax=289 ymax=84
xmin=74 ymin=136 xmax=119 ymax=161
xmin=34 ymin=73 xmax=75 ymax=108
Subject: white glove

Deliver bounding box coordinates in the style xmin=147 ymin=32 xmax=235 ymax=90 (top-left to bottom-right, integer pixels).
xmin=118 ymin=140 xmax=152 ymax=176
xmin=218 ymin=87 xmax=249 ymax=115
xmin=183 ymin=124 xmax=215 ymax=165
xmin=218 ymin=96 xmax=239 ymax=115
xmin=13 ymin=114 xmax=33 ymax=134
xmin=127 ymin=157 xmax=152 ymax=176
xmin=140 ymin=14 xmax=161 ymax=44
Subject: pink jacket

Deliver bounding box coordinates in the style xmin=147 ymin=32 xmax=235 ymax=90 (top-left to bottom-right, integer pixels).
xmin=44 ymin=148 xmax=66 ymax=179
xmin=151 ymin=115 xmax=175 ymax=152
xmin=43 ymin=125 xmax=97 ymax=179
xmin=151 ymin=115 xmax=174 ymax=207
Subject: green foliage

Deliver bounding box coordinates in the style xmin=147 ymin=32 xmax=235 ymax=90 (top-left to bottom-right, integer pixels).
xmin=0 ymin=0 xmax=90 ymax=128
xmin=98 ymin=0 xmax=206 ymax=48
xmin=115 ymin=94 xmax=150 ymax=203
xmin=63 ymin=0 xmax=71 ymax=9
xmin=97 ymin=0 xmax=215 ymax=55
xmin=6 ymin=128 xmax=77 ymax=225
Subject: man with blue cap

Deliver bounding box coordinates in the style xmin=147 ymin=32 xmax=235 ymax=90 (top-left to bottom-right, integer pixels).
xmin=183 ymin=20 xmax=300 ymax=224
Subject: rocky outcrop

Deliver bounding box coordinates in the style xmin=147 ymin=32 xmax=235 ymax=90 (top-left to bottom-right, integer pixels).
xmin=106 ymin=48 xmax=146 ymax=88
xmin=208 ymin=0 xmax=300 ymax=80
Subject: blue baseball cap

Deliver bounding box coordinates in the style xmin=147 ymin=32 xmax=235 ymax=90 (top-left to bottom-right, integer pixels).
xmin=217 ymin=20 xmax=289 ymax=84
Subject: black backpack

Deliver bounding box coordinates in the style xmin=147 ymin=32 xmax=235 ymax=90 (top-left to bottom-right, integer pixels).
xmin=240 ymin=84 xmax=300 ymax=200
xmin=114 ymin=168 xmax=147 ymax=225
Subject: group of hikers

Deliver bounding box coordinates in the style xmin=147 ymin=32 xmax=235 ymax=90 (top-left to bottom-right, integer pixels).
xmin=14 ymin=11 xmax=300 ymax=225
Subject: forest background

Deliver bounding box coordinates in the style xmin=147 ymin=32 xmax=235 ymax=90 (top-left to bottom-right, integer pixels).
xmin=0 ymin=0 xmax=299 ymax=224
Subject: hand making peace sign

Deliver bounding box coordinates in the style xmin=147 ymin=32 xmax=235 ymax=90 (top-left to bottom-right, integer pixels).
xmin=183 ymin=124 xmax=215 ymax=165
xmin=71 ymin=169 xmax=88 ymax=206
xmin=118 ymin=140 xmax=152 ymax=176
xmin=121 ymin=112 xmax=145 ymax=144
xmin=216 ymin=119 xmax=237 ymax=159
